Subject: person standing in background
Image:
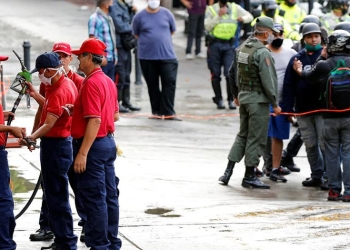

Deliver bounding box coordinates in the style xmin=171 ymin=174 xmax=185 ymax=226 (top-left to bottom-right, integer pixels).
xmin=181 ymin=0 xmax=207 ymax=59
xmin=110 ymin=0 xmax=141 ymax=113
xmin=133 ymin=0 xmax=182 ymax=121
xmin=88 ymin=0 xmax=118 ymax=81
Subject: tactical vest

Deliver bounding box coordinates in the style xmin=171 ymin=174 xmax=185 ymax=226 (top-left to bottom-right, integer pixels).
xmin=237 ymin=38 xmax=265 ymax=93
xmin=208 ymin=3 xmax=238 ymax=40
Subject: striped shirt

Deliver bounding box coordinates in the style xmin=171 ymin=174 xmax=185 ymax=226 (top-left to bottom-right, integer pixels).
xmin=88 ymin=12 xmax=117 ymax=62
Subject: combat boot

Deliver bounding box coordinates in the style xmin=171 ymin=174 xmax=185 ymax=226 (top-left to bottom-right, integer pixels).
xmin=118 ymin=88 xmax=130 ymax=113
xmin=122 ymin=87 xmax=141 ymax=111
xmin=218 ymin=160 xmax=235 ymax=185
xmin=281 ymin=150 xmax=300 ymax=172
xmin=241 ymin=166 xmax=270 ymax=189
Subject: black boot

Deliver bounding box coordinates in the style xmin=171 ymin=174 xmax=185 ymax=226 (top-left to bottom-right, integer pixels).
xmin=226 ymin=77 xmax=236 ymax=110
xmin=118 ymin=89 xmax=130 ymax=113
xmin=212 ymin=79 xmax=225 ymax=109
xmin=281 ymin=150 xmax=300 ymax=172
xmin=242 ymin=167 xmax=270 ymax=189
xmin=122 ymin=86 xmax=141 ymax=111
xmin=218 ymin=160 xmax=235 ymax=185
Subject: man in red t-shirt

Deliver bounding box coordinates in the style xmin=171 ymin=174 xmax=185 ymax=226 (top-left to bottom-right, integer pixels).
xmin=25 ymin=52 xmax=78 ymax=250
xmin=69 ymin=38 xmax=121 ymax=250
xmin=29 ymin=42 xmax=87 ymax=243
xmin=0 ymin=55 xmax=26 ymax=250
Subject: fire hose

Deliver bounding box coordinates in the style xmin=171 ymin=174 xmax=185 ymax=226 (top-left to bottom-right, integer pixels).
xmin=5 ymin=50 xmax=40 ymax=220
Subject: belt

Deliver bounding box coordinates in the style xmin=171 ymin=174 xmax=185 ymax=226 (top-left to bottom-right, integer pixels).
xmin=212 ymin=37 xmax=234 ymax=44
xmin=74 ymin=132 xmax=113 ymax=142
xmin=41 ymin=137 xmax=68 ymax=141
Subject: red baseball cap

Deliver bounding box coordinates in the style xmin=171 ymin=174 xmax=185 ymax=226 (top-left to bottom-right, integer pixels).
xmin=52 ymin=42 xmax=72 ymax=55
xmin=71 ymin=38 xmax=107 ymax=56
xmin=0 ymin=56 xmax=9 ymax=61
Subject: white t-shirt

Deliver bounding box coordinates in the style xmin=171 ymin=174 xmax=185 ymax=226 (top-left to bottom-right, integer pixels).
xmin=271 ymin=46 xmax=297 ymax=102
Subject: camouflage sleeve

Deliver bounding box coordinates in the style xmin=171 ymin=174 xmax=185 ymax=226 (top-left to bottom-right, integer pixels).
xmin=255 ymin=48 xmax=278 ymax=107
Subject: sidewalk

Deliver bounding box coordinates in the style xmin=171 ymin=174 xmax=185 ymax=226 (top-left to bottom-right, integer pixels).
xmin=2 ymin=1 xmax=350 ymax=250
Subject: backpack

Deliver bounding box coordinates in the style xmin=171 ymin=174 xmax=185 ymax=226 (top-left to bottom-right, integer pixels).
xmin=325 ymin=59 xmax=350 ymax=110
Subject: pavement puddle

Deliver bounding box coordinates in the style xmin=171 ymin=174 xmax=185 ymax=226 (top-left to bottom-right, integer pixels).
xmin=145 ymin=207 xmax=181 ymax=218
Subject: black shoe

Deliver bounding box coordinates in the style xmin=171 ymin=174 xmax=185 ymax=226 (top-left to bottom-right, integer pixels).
xmin=269 ymin=169 xmax=287 ymax=182
xmin=228 ymin=101 xmax=236 ymax=110
xmin=29 ymin=228 xmax=54 ymax=241
xmin=262 ymin=165 xmax=272 ymax=177
xmin=274 ymin=166 xmax=291 ymax=175
xmin=320 ymin=181 xmax=329 ymax=190
xmin=122 ymin=103 xmax=141 ymax=112
xmin=212 ymin=97 xmax=225 ymax=109
xmin=302 ymin=178 xmax=323 ymax=187
xmin=78 ymin=219 xmax=85 ymax=227
xmin=119 ymin=104 xmax=130 ymax=113
xmin=242 ymin=175 xmax=270 ymax=189
xmin=41 ymin=243 xmax=58 ymax=250
xmin=255 ymin=167 xmax=264 ymax=177
xmin=281 ymin=155 xmax=300 ymax=172
xmin=218 ymin=161 xmax=235 ymax=185
xmin=80 ymin=226 xmax=85 ymax=242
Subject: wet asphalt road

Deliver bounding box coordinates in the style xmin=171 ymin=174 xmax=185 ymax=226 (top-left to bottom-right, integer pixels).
xmin=1 ymin=0 xmax=350 ymax=249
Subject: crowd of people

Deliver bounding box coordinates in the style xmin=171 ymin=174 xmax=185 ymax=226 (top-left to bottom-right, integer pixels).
xmin=2 ymin=0 xmax=350 ymax=249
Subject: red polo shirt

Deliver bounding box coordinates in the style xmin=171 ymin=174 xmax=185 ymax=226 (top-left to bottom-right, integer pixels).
xmin=40 ymin=75 xmax=78 ymax=137
xmin=71 ymin=68 xmax=118 ymax=139
xmin=0 ymin=104 xmax=5 ymax=145
xmin=67 ymin=70 xmax=84 ymax=92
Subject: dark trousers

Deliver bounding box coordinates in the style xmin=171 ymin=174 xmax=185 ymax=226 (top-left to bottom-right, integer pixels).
xmin=0 ymin=150 xmax=16 ymax=250
xmin=102 ymin=60 xmax=116 ymax=82
xmin=115 ymin=47 xmax=131 ymax=90
xmin=38 ymin=186 xmax=50 ymax=230
xmin=186 ymin=13 xmax=204 ymax=55
xmin=73 ymin=135 xmax=121 ymax=250
xmin=209 ymin=42 xmax=234 ymax=101
xmin=40 ymin=137 xmax=77 ymax=250
xmin=68 ymin=163 xmax=86 ymax=224
xmin=38 ymin=163 xmax=87 ymax=231
xmin=140 ymin=59 xmax=178 ymax=116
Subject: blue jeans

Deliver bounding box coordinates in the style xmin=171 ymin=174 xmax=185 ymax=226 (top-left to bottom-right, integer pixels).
xmin=102 ymin=60 xmax=116 ymax=82
xmin=0 ymin=149 xmax=16 ymax=250
xmin=186 ymin=13 xmax=204 ymax=55
xmin=40 ymin=137 xmax=77 ymax=250
xmin=323 ymin=117 xmax=350 ymax=195
xmin=73 ymin=135 xmax=121 ymax=250
xmin=298 ymin=115 xmax=324 ymax=179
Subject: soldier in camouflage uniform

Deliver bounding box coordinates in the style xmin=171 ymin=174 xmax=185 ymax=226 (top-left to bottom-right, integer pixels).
xmin=218 ymin=16 xmax=281 ymax=189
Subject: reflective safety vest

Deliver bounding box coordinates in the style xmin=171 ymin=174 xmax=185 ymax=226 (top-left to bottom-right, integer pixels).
xmin=321 ymin=12 xmax=350 ymax=33
xmin=207 ymin=3 xmax=238 ymax=40
xmin=237 ymin=38 xmax=265 ymax=92
xmin=278 ymin=2 xmax=306 ymax=32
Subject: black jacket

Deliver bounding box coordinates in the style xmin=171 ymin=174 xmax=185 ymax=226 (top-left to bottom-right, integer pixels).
xmin=301 ymin=54 xmax=350 ymax=118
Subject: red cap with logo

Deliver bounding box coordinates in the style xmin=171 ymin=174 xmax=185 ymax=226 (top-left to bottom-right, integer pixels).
xmin=0 ymin=56 xmax=9 ymax=61
xmin=52 ymin=42 xmax=72 ymax=55
xmin=71 ymin=38 xmax=107 ymax=56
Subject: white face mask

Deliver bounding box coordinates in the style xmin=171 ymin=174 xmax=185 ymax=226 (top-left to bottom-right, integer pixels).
xmin=266 ymin=33 xmax=274 ymax=44
xmin=148 ymin=0 xmax=160 ymax=9
xmin=39 ymin=68 xmax=60 ymax=85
